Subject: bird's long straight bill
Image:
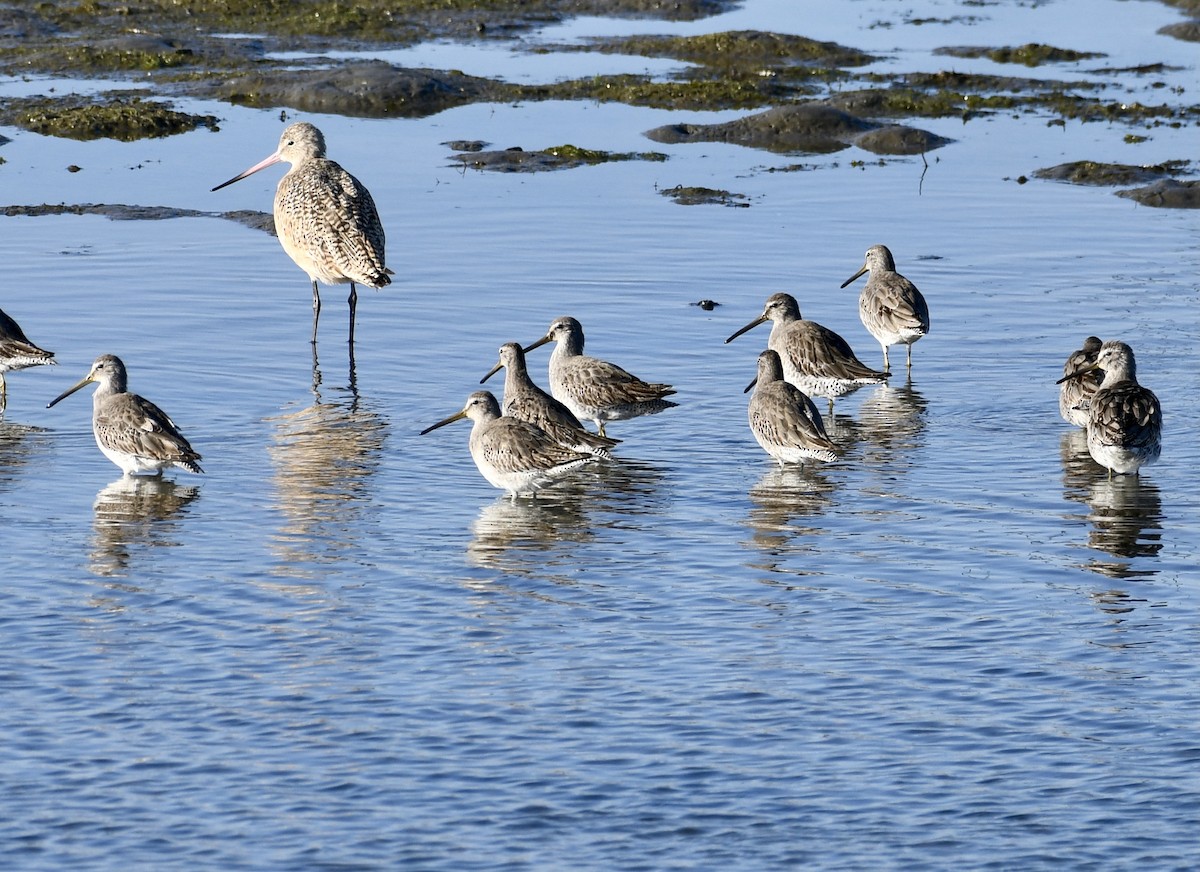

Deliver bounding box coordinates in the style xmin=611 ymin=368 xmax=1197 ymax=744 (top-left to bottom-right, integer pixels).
xmin=419 ymin=409 xmax=467 ymax=436
xmin=210 ymin=151 xmax=282 ymax=192
xmin=840 ymin=267 xmax=868 ymax=289
xmin=725 ymin=316 xmax=767 ymax=344
xmin=522 ymin=335 xmax=553 ymax=354
xmin=47 ymin=377 xmax=92 ymax=408
xmin=1056 ymin=364 xmax=1098 ymax=385
xmin=480 ymin=362 xmax=503 ymax=384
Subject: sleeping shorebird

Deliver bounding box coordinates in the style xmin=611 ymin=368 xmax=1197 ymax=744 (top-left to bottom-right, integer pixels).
xmin=47 ymin=354 xmax=203 ymax=477
xmin=0 ymin=306 xmax=56 ymax=411
xmin=726 ymin=292 xmax=888 ymax=415
xmin=1058 ymin=335 xmax=1103 ymax=428
xmin=523 ymin=316 xmax=677 ymax=437
xmin=481 ymin=342 xmax=619 ymax=457
xmin=840 ymin=244 xmax=930 ymax=370
xmin=420 ymin=390 xmax=595 ymax=498
xmin=1057 ymin=340 xmax=1161 ymax=477
xmin=212 ymin=122 xmax=390 ymax=343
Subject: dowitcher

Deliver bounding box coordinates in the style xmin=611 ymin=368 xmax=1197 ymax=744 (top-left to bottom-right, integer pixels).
xmin=481 ymin=342 xmax=619 ymax=457
xmin=211 ymin=122 xmax=390 ymax=342
xmin=1057 ymin=340 xmax=1161 ymax=477
xmin=0 ymin=306 xmax=56 ymax=411
xmin=523 ymin=316 xmax=677 ymax=437
xmin=725 ymin=292 xmax=888 ymax=414
xmin=420 ymin=390 xmax=595 ymax=497
xmin=745 ymin=350 xmax=838 ymax=465
xmin=1058 ymin=335 xmax=1103 ymax=428
xmin=47 ymin=354 xmax=203 ymax=476
xmin=840 ymin=244 xmax=930 ymax=370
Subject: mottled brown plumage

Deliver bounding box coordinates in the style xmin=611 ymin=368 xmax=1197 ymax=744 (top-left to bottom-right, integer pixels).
xmin=420 ymin=390 xmax=595 ymax=497
xmin=840 ymin=244 xmax=930 ymax=370
xmin=481 ymin=342 xmax=619 ymax=457
xmin=726 ymin=292 xmax=888 ymax=414
xmin=212 ymin=122 xmax=389 ymax=340
xmin=1057 ymin=340 xmax=1161 ymax=477
xmin=524 ymin=317 xmax=677 ymax=437
xmin=0 ymin=306 xmax=56 ymax=410
xmin=1058 ymin=336 xmax=1103 ymax=428
xmin=745 ymin=350 xmax=838 ymax=465
xmin=47 ymin=354 xmax=203 ymax=476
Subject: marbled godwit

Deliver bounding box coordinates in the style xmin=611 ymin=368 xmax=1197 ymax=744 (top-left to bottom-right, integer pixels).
xmin=725 ymin=292 xmax=888 ymax=415
xmin=211 ymin=122 xmax=390 ymax=342
xmin=1059 ymin=335 xmax=1103 ymax=428
xmin=420 ymin=390 xmax=595 ymax=498
xmin=1057 ymin=340 xmax=1161 ymax=477
xmin=0 ymin=306 xmax=55 ymax=411
xmin=481 ymin=342 xmax=619 ymax=457
xmin=523 ymin=316 xmax=677 ymax=437
xmin=840 ymin=244 xmax=930 ymax=370
xmin=745 ymin=349 xmax=838 ymax=465
xmin=47 ymin=354 xmax=203 ymax=476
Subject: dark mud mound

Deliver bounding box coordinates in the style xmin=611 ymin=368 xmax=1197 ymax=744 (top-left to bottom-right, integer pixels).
xmin=1117 ymin=179 xmax=1200 ymax=208
xmin=1034 ymin=160 xmax=1190 ymax=186
xmin=450 ymin=144 xmax=667 ymax=172
xmin=644 ymin=103 xmax=952 ymax=155
xmin=212 ymin=61 xmax=504 ymax=119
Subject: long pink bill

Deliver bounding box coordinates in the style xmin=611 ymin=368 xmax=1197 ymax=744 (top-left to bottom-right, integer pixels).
xmin=211 ymin=151 xmax=283 ymax=192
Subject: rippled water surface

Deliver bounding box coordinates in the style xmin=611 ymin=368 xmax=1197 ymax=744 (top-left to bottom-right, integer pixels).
xmin=2 ymin=1 xmax=1199 ymax=869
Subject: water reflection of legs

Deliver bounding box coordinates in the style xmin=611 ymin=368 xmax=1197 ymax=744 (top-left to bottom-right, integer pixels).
xmin=90 ymin=475 xmax=201 ymax=577
xmin=267 ymin=382 xmax=387 ymax=574
xmin=465 ymin=457 xmax=669 ymax=575
xmin=310 ymin=308 xmax=359 ymax=406
xmin=745 ymin=464 xmax=840 ymax=558
xmin=1059 ymin=430 xmax=1163 ymax=579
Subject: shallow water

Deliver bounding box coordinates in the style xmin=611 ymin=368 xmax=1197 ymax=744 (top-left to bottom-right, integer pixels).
xmin=2 ymin=0 xmax=1199 ymax=869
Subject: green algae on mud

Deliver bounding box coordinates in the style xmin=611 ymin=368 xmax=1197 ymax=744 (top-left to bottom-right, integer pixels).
xmin=0 ymin=0 xmax=738 ymax=63
xmin=571 ymin=30 xmax=876 ymax=69
xmin=515 ymin=73 xmax=817 ymax=112
xmin=0 ymin=96 xmax=219 ymax=141
xmin=449 ymin=143 xmax=668 ymax=172
xmin=936 ymin=43 xmax=1105 ymax=66
xmin=1031 ymin=159 xmax=1200 ymax=208
xmin=645 ymin=103 xmax=953 ymax=156
xmin=1033 ymin=160 xmax=1191 ymax=186
xmin=658 ymin=185 xmax=750 ymax=207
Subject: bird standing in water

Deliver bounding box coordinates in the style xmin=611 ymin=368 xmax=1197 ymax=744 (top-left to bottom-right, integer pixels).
xmin=481 ymin=342 xmax=619 ymax=457
xmin=1058 ymin=336 xmax=1103 ymax=428
xmin=726 ymin=292 xmax=888 ymax=415
xmin=0 ymin=306 xmax=56 ymax=411
xmin=1057 ymin=340 xmax=1161 ymax=477
xmin=745 ymin=349 xmax=839 ymax=466
xmin=47 ymin=354 xmax=203 ymax=477
xmin=840 ymin=244 xmax=930 ymax=371
xmin=212 ymin=122 xmax=390 ymax=344
xmin=420 ymin=390 xmax=595 ymax=498
xmin=523 ymin=317 xmax=677 ymax=437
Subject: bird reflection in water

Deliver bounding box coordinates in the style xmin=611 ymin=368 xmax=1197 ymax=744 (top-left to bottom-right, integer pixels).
xmin=466 ymin=457 xmax=667 ymax=575
xmin=744 ymin=465 xmax=841 ymax=571
xmin=90 ymin=475 xmax=201 ymax=577
xmin=0 ymin=420 xmax=52 ymax=493
xmin=855 ymin=375 xmax=928 ymax=463
xmin=466 ymin=490 xmax=592 ymax=576
xmin=1060 ymin=430 xmax=1163 ymax=580
xmin=267 ymin=334 xmax=388 ymax=574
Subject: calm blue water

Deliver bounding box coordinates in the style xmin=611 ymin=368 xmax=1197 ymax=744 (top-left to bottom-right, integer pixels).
xmin=2 ymin=0 xmax=1199 ymax=869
